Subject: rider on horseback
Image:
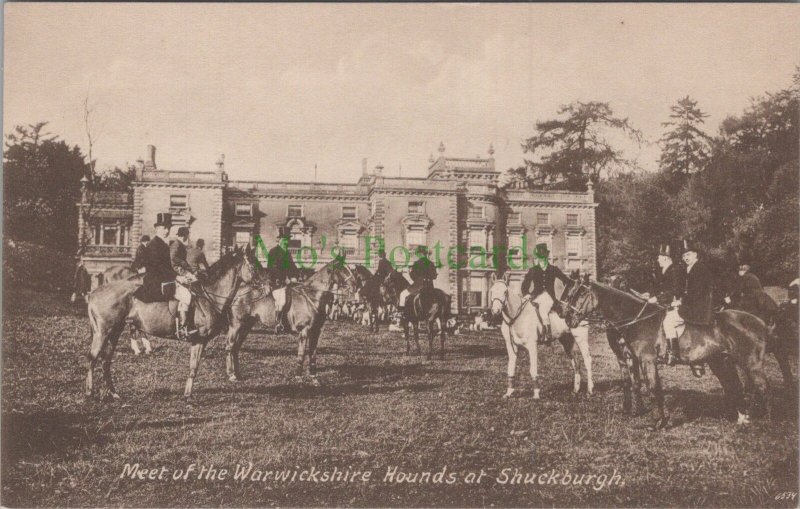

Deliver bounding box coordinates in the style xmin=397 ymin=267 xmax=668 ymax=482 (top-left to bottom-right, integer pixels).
xmin=521 ymin=243 xmax=571 ymax=343
xmin=375 ymin=249 xmax=393 ymax=279
xmin=399 ymin=246 xmax=437 ymax=313
xmin=645 ymin=243 xmax=685 ymax=365
xmin=268 ymin=226 xmax=300 ymax=333
xmin=724 ymin=259 xmax=763 ymax=312
xmin=171 ymin=226 xmax=199 ymax=340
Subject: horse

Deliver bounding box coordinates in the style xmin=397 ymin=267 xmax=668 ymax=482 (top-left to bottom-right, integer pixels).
xmin=100 ymin=265 xmax=154 ymax=355
xmin=381 ymin=271 xmax=451 ymax=360
xmin=353 ymin=264 xmax=389 ymax=332
xmin=487 ymin=273 xmax=594 ymax=400
xmin=84 ymin=246 xmax=261 ymax=400
xmin=223 ymin=256 xmax=360 ymax=387
xmin=728 ymin=288 xmax=796 ymax=391
xmin=564 ymin=279 xmax=769 ymax=428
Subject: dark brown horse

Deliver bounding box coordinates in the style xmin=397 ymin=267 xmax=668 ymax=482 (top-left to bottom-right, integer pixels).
xmin=564 ymin=280 xmax=769 ymax=429
xmin=353 ymin=264 xmax=390 ymax=332
xmin=85 ymin=247 xmax=260 ymax=400
xmin=381 ymin=270 xmax=451 ymax=360
xmin=223 ymin=256 xmax=360 ymax=386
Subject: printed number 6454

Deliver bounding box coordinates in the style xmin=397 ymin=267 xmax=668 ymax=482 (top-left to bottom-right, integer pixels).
xmin=775 ymin=492 xmax=797 ymax=501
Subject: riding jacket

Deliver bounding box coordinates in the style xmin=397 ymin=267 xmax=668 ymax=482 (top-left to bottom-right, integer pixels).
xmin=375 ymin=257 xmax=393 ymax=279
xmin=521 ymin=264 xmax=571 ymax=301
xmin=170 ymin=240 xmax=194 ymax=277
xmin=679 ymin=260 xmax=714 ymax=324
xmin=130 ymin=242 xmax=148 ymax=272
xmin=650 ymin=262 xmax=685 ymax=306
xmin=267 ymin=244 xmax=299 ymax=286
xmin=135 ymin=235 xmax=176 ymax=302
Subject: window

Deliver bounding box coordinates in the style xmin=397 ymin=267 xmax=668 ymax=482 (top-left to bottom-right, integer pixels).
xmin=462 ymin=291 xmax=483 ymax=309
xmin=468 ymin=229 xmax=486 ymax=254
xmin=235 ymin=203 xmax=253 ymax=217
xmin=566 ymin=235 xmax=582 ymax=257
xmin=408 ymin=201 xmax=424 ymax=214
xmin=406 ymin=229 xmax=426 ymax=250
xmin=536 ymin=212 xmax=549 ymax=225
xmin=339 ymin=231 xmax=358 ymax=255
xmin=507 ymin=232 xmax=523 ymax=261
xmin=93 ymin=223 xmax=129 ymax=246
xmin=342 ymin=206 xmax=357 ymax=220
xmin=170 ymin=194 xmax=188 ymax=209
xmin=287 ymin=205 xmax=303 ymax=218
xmin=507 ymin=212 xmax=521 ymax=225
xmin=235 ymin=231 xmax=251 ymax=246
xmin=461 ymin=276 xmax=486 ymax=308
xmin=567 ymin=214 xmax=579 ymax=227
xmin=288 ymin=230 xmax=303 ymax=250
xmin=468 ymin=205 xmax=484 ymax=220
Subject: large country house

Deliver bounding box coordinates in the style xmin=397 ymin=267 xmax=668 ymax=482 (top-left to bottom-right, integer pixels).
xmin=77 ymin=144 xmax=597 ymax=313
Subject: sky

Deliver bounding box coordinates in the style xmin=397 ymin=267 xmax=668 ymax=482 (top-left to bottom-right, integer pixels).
xmin=4 ymin=3 xmax=799 ymax=183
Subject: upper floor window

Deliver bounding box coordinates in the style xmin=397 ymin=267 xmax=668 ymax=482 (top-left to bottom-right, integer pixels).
xmin=170 ymin=194 xmax=188 ymax=209
xmin=566 ymin=213 xmax=579 ymax=227
xmin=235 ymin=203 xmax=253 ymax=217
xmin=93 ymin=223 xmax=129 ymax=246
xmin=468 ymin=205 xmax=485 ymax=220
xmin=408 ymin=201 xmax=425 ymax=214
xmin=507 ymin=212 xmax=521 ymax=225
xmin=342 ymin=205 xmax=357 ymax=220
xmin=536 ymin=212 xmax=549 ymax=225
xmin=287 ymin=204 xmax=303 ymax=218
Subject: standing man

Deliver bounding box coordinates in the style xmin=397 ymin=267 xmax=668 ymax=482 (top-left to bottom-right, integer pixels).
xmin=135 ymin=213 xmax=176 ymax=303
xmin=171 ymin=226 xmax=198 ymax=340
xmin=521 ymin=243 xmax=572 ymax=343
xmin=187 ymin=238 xmax=211 ymax=275
xmin=375 ymin=249 xmax=393 ymax=279
xmin=400 ymin=246 xmax=438 ymax=312
xmin=71 ymin=260 xmax=92 ymax=304
xmin=131 ymin=235 xmax=150 ymax=273
xmin=646 ymin=243 xmax=685 ymax=365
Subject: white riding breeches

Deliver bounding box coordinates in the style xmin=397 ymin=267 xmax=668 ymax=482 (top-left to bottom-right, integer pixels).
xmin=175 ymin=282 xmax=192 ymax=312
xmin=662 ymin=307 xmax=684 ymax=339
xmin=533 ymin=292 xmax=554 ymax=325
xmin=272 ymin=287 xmax=287 ymax=313
xmin=399 ymin=289 xmax=410 ymax=307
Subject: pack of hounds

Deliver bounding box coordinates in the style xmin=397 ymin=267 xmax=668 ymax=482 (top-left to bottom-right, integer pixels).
xmin=325 ymin=298 xmax=496 ymax=335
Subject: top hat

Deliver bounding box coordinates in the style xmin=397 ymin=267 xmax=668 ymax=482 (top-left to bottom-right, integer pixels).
xmin=154 ymin=212 xmax=172 ymax=228
xmin=533 ymin=243 xmax=550 ymax=259
xmin=176 ymin=226 xmax=190 ymax=238
xmin=415 ymin=245 xmax=428 ymax=255
xmin=658 ymin=243 xmax=672 ymax=257
xmin=680 ymin=239 xmax=699 ymax=255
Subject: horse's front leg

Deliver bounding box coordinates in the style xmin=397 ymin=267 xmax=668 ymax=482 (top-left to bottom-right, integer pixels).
xmin=529 ymin=341 xmax=540 ymax=400
xmin=502 ymin=325 xmax=517 ymax=399
xmin=102 ymin=325 xmax=124 ymax=400
xmin=295 ymin=330 xmax=308 ymax=382
xmin=225 ymin=322 xmax=243 ymax=382
xmin=574 ymin=326 xmax=593 ymax=395
xmin=412 ymin=322 xmax=422 ymax=355
xmin=640 ymin=356 xmax=668 ymax=430
xmin=402 ymin=319 xmax=411 ymax=355
xmin=426 ymin=319 xmax=435 ymax=361
xmin=141 ymin=334 xmax=153 ymax=354
xmin=308 ymin=327 xmax=322 ymax=387
xmin=184 ymin=342 xmax=206 ymax=399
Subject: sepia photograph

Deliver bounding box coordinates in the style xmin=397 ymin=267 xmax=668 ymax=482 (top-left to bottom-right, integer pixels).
xmin=2 ymin=3 xmax=799 ymax=507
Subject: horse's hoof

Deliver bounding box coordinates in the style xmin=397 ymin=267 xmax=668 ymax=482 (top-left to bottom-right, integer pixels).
xmin=736 ymin=412 xmax=751 ymax=426
xmin=310 ymin=377 xmax=321 ymax=388
xmin=133 ymin=350 xmax=141 ymax=356
xmin=294 ymin=375 xmax=304 ymax=384
xmin=228 ymin=375 xmax=240 ymax=383
xmin=111 ymin=392 xmax=121 ymax=400
xmin=533 ymin=390 xmax=541 ymax=400
xmin=502 ymin=390 xmax=514 ymax=399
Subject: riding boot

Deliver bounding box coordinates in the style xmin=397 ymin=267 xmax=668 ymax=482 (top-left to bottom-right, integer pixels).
xmin=668 ymin=337 xmax=680 ymax=366
xmin=177 ymin=313 xmax=189 ymax=341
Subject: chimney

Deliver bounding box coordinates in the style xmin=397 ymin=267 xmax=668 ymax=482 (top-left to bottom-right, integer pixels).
xmin=135 ymin=158 xmax=145 ymax=179
xmin=362 ymin=158 xmax=368 ymax=176
xmin=145 ymin=145 xmax=157 ymax=170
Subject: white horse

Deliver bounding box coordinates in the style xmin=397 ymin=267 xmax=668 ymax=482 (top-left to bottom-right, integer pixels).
xmin=488 ymin=274 xmax=594 ymax=399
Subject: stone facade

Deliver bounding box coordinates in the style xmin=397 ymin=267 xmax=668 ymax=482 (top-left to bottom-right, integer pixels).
xmin=77 ymin=144 xmax=598 ymax=314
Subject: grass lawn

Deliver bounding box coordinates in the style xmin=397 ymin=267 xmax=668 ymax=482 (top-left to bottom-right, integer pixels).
xmin=2 ymin=287 xmax=798 ymax=507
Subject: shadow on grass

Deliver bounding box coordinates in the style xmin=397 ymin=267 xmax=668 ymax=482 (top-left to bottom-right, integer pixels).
xmin=203 ymin=381 xmax=439 ymax=399
xmin=1 ymin=410 xmax=107 ymax=466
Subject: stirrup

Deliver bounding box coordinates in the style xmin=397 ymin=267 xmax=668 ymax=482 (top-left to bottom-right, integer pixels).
xmin=690 ymin=364 xmax=705 ymax=378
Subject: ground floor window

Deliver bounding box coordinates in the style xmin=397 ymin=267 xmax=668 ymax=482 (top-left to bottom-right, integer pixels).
xmin=92 ymin=223 xmax=129 ymax=246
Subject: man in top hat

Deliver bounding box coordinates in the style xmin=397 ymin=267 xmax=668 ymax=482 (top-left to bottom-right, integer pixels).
xmin=374 ymin=249 xmax=393 ymax=279
xmin=171 ymin=225 xmax=199 ymax=340
xmin=724 ymin=260 xmax=763 ymax=314
xmin=268 ymin=226 xmax=300 ymax=332
xmin=400 ymin=245 xmax=438 ymax=312
xmin=135 ymin=213 xmax=177 ymax=304
xmin=521 ymin=243 xmax=572 ymax=343
xmin=675 ymin=239 xmax=715 ymax=364
xmin=131 ymin=235 xmax=150 ymax=273
xmin=645 ymin=243 xmax=685 ymax=365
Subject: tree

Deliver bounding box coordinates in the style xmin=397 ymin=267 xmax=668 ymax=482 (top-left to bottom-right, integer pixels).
xmin=3 ymin=122 xmax=90 ymax=253
xmin=658 ymin=96 xmax=711 ymax=177
xmin=97 ymin=165 xmax=137 ymax=192
xmin=520 ymin=101 xmax=643 ymax=190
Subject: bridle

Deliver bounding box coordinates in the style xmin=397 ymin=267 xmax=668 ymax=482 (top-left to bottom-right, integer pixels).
xmin=489 ymin=282 xmax=534 ymax=327
xmin=565 ymin=281 xmax=663 ymax=330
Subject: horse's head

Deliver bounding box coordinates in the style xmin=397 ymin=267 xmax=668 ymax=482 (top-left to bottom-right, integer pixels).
xmin=564 ymin=274 xmax=599 ymax=328
xmin=313 ymin=257 xmax=360 ymax=297
xmin=240 ymin=244 xmax=268 ymax=286
xmin=488 ymin=272 xmax=510 ymax=317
